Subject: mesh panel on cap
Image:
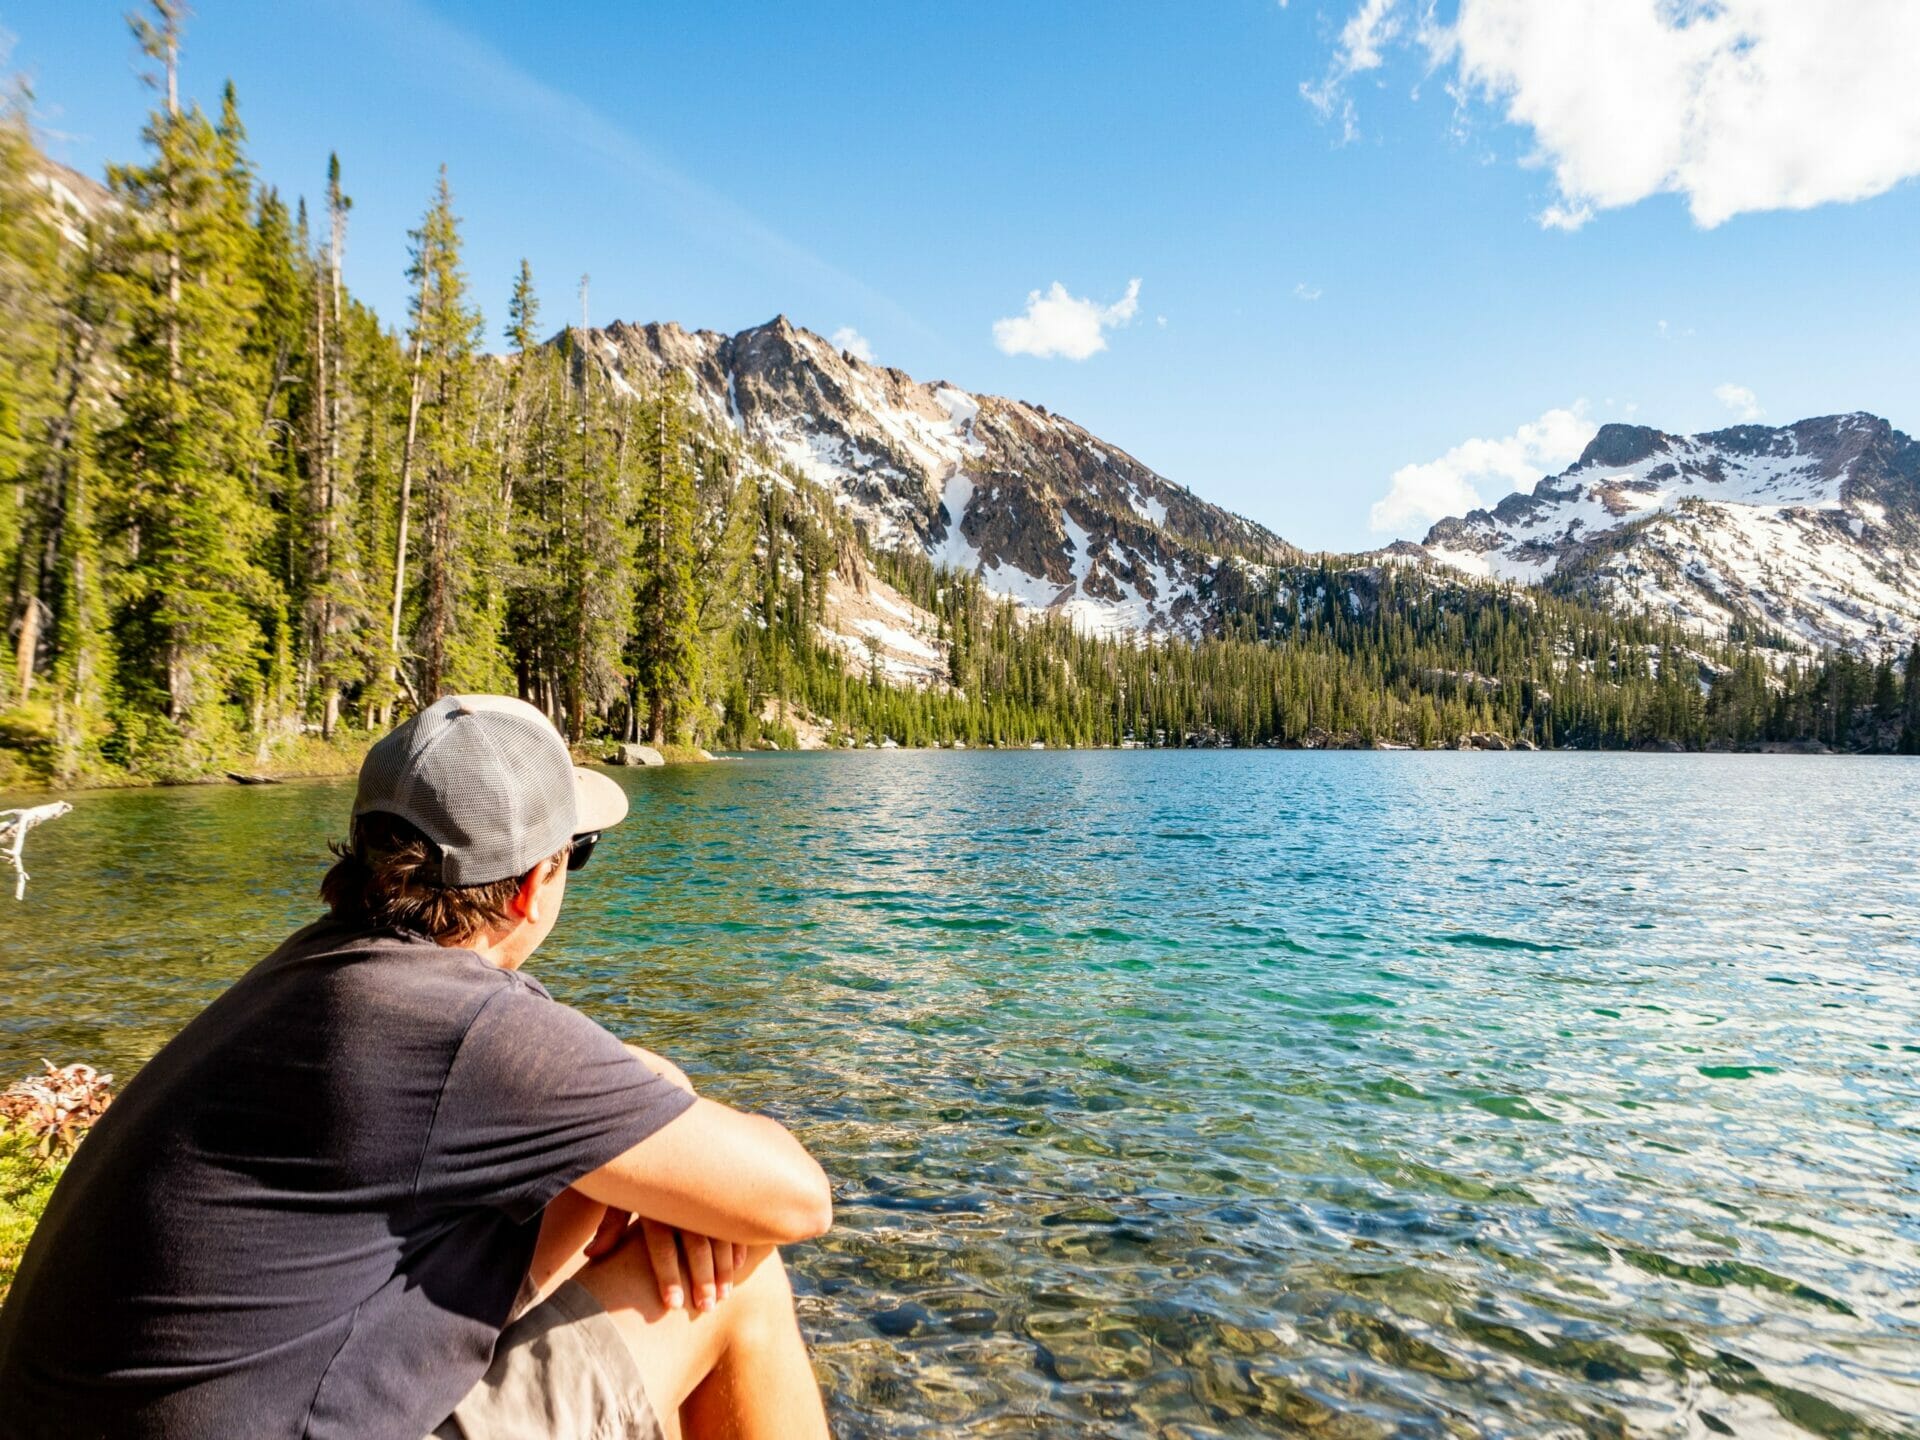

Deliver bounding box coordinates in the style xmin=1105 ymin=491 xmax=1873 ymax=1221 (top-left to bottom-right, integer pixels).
xmin=351 ymin=693 xmax=579 ymax=886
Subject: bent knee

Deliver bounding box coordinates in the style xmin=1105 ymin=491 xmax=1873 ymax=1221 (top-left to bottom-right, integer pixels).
xmin=736 ymin=1244 xmax=786 ymax=1289
xmin=721 ymin=1246 xmax=802 ymax=1347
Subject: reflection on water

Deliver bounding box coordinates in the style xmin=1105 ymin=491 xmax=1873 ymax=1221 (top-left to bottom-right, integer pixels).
xmin=7 ymin=753 xmax=1920 ymax=1437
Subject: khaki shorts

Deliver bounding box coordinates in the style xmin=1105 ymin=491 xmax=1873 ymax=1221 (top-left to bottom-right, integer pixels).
xmin=430 ymin=1281 xmax=664 ymax=1440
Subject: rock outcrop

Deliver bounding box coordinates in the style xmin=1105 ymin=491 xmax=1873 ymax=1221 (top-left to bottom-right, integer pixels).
xmin=580 ymin=317 xmax=1296 ymax=637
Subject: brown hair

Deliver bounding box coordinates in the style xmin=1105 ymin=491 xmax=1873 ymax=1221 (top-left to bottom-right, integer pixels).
xmin=320 ymin=811 xmax=568 ymax=943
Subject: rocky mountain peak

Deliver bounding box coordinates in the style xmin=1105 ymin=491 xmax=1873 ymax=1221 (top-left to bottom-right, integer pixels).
xmin=579 ymin=316 xmax=1296 ymax=637
xmin=1576 ymin=424 xmax=1670 ymax=470
xmin=1419 ymin=411 xmax=1920 ymax=652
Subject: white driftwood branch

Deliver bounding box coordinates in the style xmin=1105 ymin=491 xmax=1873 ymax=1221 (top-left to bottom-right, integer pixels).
xmin=0 ymin=801 xmax=72 ymax=900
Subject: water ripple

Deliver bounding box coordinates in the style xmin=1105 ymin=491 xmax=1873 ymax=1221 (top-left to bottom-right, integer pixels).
xmin=7 ymin=752 xmax=1920 ymax=1437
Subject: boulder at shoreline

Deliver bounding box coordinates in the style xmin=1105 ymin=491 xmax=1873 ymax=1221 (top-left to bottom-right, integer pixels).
xmin=605 ymin=744 xmax=666 ymax=767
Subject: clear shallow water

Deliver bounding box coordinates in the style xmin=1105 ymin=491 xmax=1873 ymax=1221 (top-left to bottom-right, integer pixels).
xmin=5 ymin=753 xmax=1920 ymax=1438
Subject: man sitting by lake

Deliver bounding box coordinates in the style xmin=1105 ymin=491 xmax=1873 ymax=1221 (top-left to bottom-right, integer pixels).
xmin=0 ymin=694 xmax=833 ymax=1440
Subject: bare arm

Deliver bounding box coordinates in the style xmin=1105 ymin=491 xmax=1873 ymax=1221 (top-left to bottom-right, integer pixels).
xmin=574 ymin=1096 xmax=831 ymax=1246
xmin=624 ymin=1042 xmax=693 ymax=1094
xmin=574 ymin=1045 xmax=832 ymax=1247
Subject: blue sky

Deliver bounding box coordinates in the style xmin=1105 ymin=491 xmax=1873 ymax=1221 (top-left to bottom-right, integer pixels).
xmin=12 ymin=1 xmax=1920 ymax=552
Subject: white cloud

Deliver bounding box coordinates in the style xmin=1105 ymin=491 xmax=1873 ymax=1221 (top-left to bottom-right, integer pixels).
xmin=1308 ymin=0 xmax=1920 ymax=229
xmin=1300 ymin=0 xmax=1401 ymax=141
xmin=1714 ymin=382 xmax=1764 ymax=421
xmin=830 ymin=326 xmax=874 ymax=363
xmin=992 ymin=278 xmax=1141 ymax=361
xmin=1293 ymin=281 xmax=1323 ymax=301
xmin=1537 ymin=199 xmax=1594 ymax=232
xmin=1369 ymin=401 xmax=1597 ymax=535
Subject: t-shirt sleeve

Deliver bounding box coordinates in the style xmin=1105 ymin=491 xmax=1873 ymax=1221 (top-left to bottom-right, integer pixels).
xmin=417 ymin=982 xmax=697 ymax=1223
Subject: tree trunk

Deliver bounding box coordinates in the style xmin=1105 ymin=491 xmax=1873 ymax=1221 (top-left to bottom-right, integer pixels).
xmin=388 ymin=270 xmax=429 ymax=710
xmin=13 ymin=598 xmax=41 ymax=703
xmin=164 ymin=27 xmax=181 ymax=388
xmin=311 ymin=265 xmax=334 ymax=737
xmin=421 ymin=471 xmax=449 ymax=701
xmin=322 ymin=167 xmax=348 ymax=736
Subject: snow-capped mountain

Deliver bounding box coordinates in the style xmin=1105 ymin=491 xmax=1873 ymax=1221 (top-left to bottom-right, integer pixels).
xmin=583 ymin=316 xmax=1915 ymax=655
xmin=1417 ymin=414 xmax=1920 ymax=652
xmin=582 ymin=316 xmax=1295 ymax=636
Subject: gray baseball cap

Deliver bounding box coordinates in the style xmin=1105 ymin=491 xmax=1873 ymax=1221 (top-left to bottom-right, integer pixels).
xmin=353 ymin=694 xmax=630 ymax=885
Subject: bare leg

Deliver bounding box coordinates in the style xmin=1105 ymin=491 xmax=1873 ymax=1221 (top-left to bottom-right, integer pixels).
xmin=568 ymin=1228 xmax=830 ymax=1440
xmin=677 ymin=1250 xmax=828 ymax=1440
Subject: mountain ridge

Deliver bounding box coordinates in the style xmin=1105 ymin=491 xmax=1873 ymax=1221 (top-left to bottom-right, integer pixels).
xmin=577 ymin=314 xmax=1916 ymax=657
xmin=580 ymin=315 xmax=1297 ymax=638
xmin=1414 ymin=411 xmax=1920 ymax=652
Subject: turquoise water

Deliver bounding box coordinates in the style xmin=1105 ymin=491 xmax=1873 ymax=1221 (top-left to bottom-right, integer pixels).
xmin=6 ymin=753 xmax=1919 ymax=1437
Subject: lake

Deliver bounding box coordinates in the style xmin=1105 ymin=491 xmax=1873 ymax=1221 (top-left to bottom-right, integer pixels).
xmin=5 ymin=752 xmax=1919 ymax=1437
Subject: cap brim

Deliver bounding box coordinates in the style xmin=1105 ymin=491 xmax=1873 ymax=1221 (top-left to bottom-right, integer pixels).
xmin=573 ymin=766 xmax=630 ymax=833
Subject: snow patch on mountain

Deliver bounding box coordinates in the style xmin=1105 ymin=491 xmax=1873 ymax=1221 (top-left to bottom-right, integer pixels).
xmin=817 ymin=563 xmax=949 ymax=689
xmin=1417 ymin=413 xmax=1920 ymax=652
xmin=579 ymin=316 xmax=1295 ymax=638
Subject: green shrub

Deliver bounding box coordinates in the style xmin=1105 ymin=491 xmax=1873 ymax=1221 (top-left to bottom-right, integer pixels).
xmin=0 ymin=1129 xmax=65 ymax=1302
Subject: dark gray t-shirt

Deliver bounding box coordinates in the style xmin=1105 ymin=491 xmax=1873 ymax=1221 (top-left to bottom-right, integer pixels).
xmin=0 ymin=917 xmax=694 ymax=1440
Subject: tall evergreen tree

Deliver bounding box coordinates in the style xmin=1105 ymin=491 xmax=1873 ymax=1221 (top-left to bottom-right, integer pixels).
xmin=99 ymin=4 xmax=274 ymax=758
xmin=553 ymin=360 xmax=632 ymax=741
xmin=300 ymin=153 xmax=360 ymax=736
xmin=401 ymin=168 xmax=499 ymax=701
xmin=35 ymin=245 xmax=118 ymax=776
xmin=630 ymin=377 xmax=698 ymax=743
xmin=0 ymin=91 xmax=71 ymax=704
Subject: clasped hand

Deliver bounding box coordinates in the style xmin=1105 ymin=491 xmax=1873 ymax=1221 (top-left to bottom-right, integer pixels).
xmin=584 ymin=1205 xmax=748 ymax=1313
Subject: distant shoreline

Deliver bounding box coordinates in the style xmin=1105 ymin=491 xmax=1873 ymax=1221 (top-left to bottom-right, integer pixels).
xmin=2 ymin=736 xmax=1888 ymax=802
xmin=0 ymin=740 xmax=717 ymax=800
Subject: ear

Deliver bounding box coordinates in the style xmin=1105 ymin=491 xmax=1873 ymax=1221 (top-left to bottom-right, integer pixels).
xmin=510 ymin=863 xmax=543 ymax=923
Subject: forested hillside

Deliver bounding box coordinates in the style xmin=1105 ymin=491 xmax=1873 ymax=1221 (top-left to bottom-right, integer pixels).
xmin=2 ymin=5 xmax=1913 ymax=787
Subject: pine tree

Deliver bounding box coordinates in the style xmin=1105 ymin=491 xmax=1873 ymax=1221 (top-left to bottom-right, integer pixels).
xmin=302 ymin=152 xmax=357 ymax=737
xmin=630 ymin=377 xmax=698 ymax=743
xmin=339 ymin=293 xmax=408 ymax=723
xmin=499 ymin=260 xmax=551 ymax=711
xmin=554 ymin=360 xmax=632 ymax=740
xmin=685 ymin=425 xmax=754 ymax=731
xmin=401 ymin=168 xmax=499 ymax=702
xmin=99 ymin=5 xmax=274 ymax=761
xmin=30 ymin=242 xmax=118 ymax=773
xmin=0 ymin=92 xmax=71 ymax=704
xmin=1901 ymin=641 xmax=1920 ymax=754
